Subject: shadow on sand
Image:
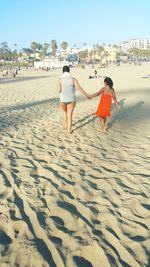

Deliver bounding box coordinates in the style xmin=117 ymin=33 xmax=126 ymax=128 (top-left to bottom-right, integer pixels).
xmin=73 ymin=99 xmax=126 ymax=131
xmin=0 ymin=92 xmax=150 ymax=133
xmin=0 ymin=97 xmax=59 ymax=132
xmin=0 ymin=75 xmax=51 ymax=84
xmin=107 ymin=99 xmax=146 ymax=129
xmin=73 ymin=112 xmax=97 ymax=131
xmin=73 ymin=98 xmax=149 ymax=131
xmin=0 ymin=97 xmax=58 ymax=114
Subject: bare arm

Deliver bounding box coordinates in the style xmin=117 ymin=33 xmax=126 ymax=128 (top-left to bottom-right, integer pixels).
xmin=73 ymin=78 xmax=89 ymax=98
xmin=57 ymin=79 xmax=62 ymax=93
xmin=90 ymin=87 xmax=104 ymax=98
xmin=112 ymin=89 xmax=119 ymax=108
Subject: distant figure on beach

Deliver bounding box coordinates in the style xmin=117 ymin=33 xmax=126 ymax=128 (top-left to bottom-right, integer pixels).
xmin=2 ymin=69 xmax=8 ymax=78
xmin=89 ymin=69 xmax=98 ymax=79
xmin=90 ymin=77 xmax=119 ymax=132
xmin=57 ymin=65 xmax=90 ymax=133
xmin=94 ymin=70 xmax=97 ymax=77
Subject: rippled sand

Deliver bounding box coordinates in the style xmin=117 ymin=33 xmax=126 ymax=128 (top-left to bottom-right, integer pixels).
xmin=0 ymin=64 xmax=150 ymax=267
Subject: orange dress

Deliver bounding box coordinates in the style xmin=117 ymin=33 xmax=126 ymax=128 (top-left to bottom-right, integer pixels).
xmin=96 ymin=92 xmax=112 ymax=117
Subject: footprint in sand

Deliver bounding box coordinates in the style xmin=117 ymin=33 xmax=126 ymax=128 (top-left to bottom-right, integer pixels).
xmin=19 ymin=182 xmax=38 ymax=198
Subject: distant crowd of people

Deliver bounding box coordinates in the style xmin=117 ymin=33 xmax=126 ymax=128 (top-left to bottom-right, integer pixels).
xmin=0 ymin=67 xmax=19 ymax=78
xmin=35 ymin=66 xmax=56 ymax=71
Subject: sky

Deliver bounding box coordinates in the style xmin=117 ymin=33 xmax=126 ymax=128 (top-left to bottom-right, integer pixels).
xmin=0 ymin=0 xmax=150 ymax=50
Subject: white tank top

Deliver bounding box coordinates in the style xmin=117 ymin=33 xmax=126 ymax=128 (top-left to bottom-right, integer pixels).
xmin=59 ymin=72 xmax=76 ymax=102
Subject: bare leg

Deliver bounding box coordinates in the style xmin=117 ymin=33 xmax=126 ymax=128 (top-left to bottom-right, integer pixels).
xmin=63 ymin=111 xmax=68 ymax=129
xmin=60 ymin=102 xmax=67 ymax=128
xmin=67 ymin=101 xmax=76 ymax=133
xmin=100 ymin=117 xmax=107 ymax=132
xmin=103 ymin=117 xmax=107 ymax=132
xmin=100 ymin=117 xmax=104 ymax=130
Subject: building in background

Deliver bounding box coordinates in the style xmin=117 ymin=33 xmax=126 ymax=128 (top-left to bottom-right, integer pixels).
xmin=103 ymin=46 xmax=117 ymax=63
xmin=120 ymin=38 xmax=150 ymax=52
xmin=34 ymin=57 xmax=68 ymax=69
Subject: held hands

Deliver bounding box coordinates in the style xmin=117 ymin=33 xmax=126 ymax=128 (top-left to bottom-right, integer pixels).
xmin=86 ymin=94 xmax=93 ymax=99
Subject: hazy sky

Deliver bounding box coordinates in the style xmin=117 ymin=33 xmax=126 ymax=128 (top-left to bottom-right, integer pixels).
xmin=1 ymin=0 xmax=150 ymax=50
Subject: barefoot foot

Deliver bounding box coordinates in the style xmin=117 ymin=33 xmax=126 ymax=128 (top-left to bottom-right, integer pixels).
xmin=67 ymin=129 xmax=73 ymax=134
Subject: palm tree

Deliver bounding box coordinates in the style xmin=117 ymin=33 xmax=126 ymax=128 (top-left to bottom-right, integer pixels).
xmin=22 ymin=48 xmax=32 ymax=61
xmin=35 ymin=43 xmax=43 ymax=60
xmin=1 ymin=42 xmax=8 ymax=48
xmin=31 ymin=41 xmax=37 ymax=60
xmin=14 ymin=43 xmax=17 ymax=52
xmin=51 ymin=40 xmax=57 ymax=56
xmin=1 ymin=42 xmax=9 ymax=52
xmin=22 ymin=48 xmax=32 ymax=54
xmin=79 ymin=49 xmax=88 ymax=62
xmin=61 ymin=41 xmax=68 ymax=59
xmin=39 ymin=43 xmax=50 ymax=60
xmin=36 ymin=43 xmax=49 ymax=61
xmin=43 ymin=43 xmax=50 ymax=54
xmin=12 ymin=50 xmax=18 ymax=61
xmin=0 ymin=42 xmax=11 ymax=61
xmin=31 ymin=41 xmax=37 ymax=51
xmin=61 ymin=41 xmax=68 ymax=51
xmin=37 ymin=43 xmax=43 ymax=51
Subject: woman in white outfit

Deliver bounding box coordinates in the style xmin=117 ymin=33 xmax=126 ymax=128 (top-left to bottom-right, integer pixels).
xmin=57 ymin=65 xmax=90 ymax=133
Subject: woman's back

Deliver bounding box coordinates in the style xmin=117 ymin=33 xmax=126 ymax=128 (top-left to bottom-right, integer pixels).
xmin=59 ymin=73 xmax=76 ymax=103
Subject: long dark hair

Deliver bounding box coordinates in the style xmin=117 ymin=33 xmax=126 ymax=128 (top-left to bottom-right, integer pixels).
xmin=104 ymin=77 xmax=113 ymax=88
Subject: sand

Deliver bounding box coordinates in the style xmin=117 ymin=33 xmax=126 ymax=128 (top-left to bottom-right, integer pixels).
xmin=0 ymin=64 xmax=150 ymax=267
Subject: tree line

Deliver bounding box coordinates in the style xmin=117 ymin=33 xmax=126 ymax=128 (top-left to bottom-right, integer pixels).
xmin=0 ymin=40 xmax=69 ymax=61
xmin=0 ymin=41 xmax=116 ymax=62
xmin=1 ymin=41 xmax=150 ymax=63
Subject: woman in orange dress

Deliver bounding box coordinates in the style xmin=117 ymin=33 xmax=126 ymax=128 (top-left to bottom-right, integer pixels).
xmin=90 ymin=77 xmax=119 ymax=131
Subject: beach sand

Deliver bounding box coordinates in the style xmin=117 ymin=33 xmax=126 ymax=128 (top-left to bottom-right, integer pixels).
xmin=0 ymin=64 xmax=150 ymax=267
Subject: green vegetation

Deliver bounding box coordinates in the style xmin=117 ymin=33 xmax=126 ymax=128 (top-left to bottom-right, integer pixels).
xmin=51 ymin=40 xmax=57 ymax=56
xmin=128 ymin=48 xmax=150 ymax=59
xmin=1 ymin=41 xmax=150 ymax=67
xmin=0 ymin=42 xmax=18 ymax=61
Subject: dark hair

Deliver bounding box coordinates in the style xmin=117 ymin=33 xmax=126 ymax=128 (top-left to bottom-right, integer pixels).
xmin=104 ymin=77 xmax=113 ymax=88
xmin=63 ymin=65 xmax=70 ymax=73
